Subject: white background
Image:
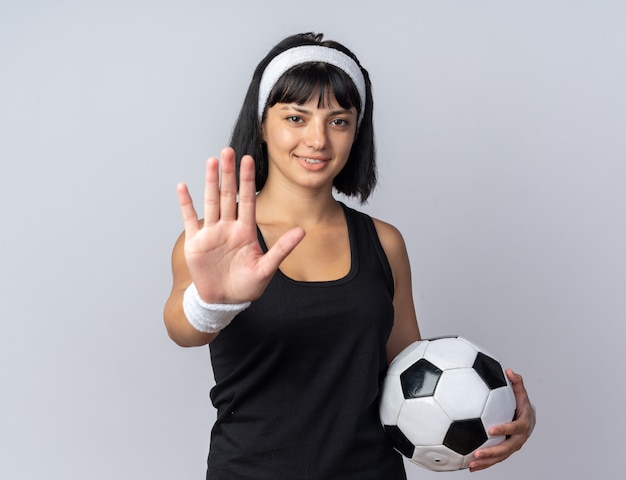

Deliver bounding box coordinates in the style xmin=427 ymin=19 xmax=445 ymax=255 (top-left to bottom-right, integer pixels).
xmin=1 ymin=1 xmax=624 ymax=479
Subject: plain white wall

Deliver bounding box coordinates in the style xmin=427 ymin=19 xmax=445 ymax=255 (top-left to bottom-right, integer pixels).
xmin=1 ymin=1 xmax=624 ymax=479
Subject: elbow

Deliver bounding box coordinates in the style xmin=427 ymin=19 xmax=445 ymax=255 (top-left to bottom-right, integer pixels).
xmin=163 ymin=303 xmax=192 ymax=347
xmin=163 ymin=305 xmax=215 ymax=348
xmin=164 ymin=321 xmax=192 ymax=347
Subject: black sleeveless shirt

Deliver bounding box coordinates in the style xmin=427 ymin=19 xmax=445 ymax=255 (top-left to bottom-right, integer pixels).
xmin=207 ymin=204 xmax=406 ymax=479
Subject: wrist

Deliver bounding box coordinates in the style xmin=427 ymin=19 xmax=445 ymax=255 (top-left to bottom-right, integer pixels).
xmin=182 ymin=283 xmax=250 ymax=333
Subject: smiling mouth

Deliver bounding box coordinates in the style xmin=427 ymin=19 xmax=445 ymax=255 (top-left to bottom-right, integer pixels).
xmin=297 ymin=155 xmax=327 ymax=165
xmin=303 ymin=158 xmax=323 ymax=165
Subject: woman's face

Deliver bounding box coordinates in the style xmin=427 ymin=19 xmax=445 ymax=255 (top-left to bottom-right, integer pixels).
xmin=261 ymin=92 xmax=357 ymax=194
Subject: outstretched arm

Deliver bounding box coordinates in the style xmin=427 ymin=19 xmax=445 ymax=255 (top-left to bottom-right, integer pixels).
xmin=163 ymin=147 xmax=305 ymax=346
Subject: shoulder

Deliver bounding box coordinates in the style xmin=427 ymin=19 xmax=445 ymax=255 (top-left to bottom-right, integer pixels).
xmin=342 ymin=204 xmax=405 ymax=249
xmin=367 ymin=217 xmax=411 ymax=290
xmin=372 ymin=218 xmax=408 ymax=260
xmin=342 ymin=204 xmax=409 ymax=266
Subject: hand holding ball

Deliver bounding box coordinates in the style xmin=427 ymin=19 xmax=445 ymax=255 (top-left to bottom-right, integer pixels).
xmin=380 ymin=336 xmax=516 ymax=471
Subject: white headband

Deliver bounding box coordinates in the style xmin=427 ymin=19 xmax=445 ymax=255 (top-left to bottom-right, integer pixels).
xmin=257 ymin=45 xmax=367 ymax=126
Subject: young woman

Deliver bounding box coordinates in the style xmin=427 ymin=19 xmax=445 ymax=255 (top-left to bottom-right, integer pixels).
xmin=164 ymin=32 xmax=535 ymax=479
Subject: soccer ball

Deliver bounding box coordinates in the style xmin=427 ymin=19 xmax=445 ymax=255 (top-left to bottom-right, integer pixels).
xmin=380 ymin=336 xmax=516 ymax=471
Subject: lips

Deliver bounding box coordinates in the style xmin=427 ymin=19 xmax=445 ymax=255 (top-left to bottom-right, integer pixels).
xmin=296 ymin=154 xmax=329 ymax=164
xmin=294 ymin=154 xmax=332 ymax=172
xmin=301 ymin=157 xmax=323 ymax=165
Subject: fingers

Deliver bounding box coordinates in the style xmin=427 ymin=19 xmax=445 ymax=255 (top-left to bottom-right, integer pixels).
xmin=469 ymin=440 xmax=515 ymax=471
xmin=470 ymin=369 xmax=535 ymax=471
xmin=180 ymin=149 xmax=237 ymax=235
xmin=470 ymin=426 xmax=527 ymax=471
xmin=202 ymin=157 xmax=220 ymax=225
xmin=177 ymin=182 xmax=199 ymax=237
xmin=218 ymin=147 xmax=238 ymax=222
xmin=488 ymin=370 xmax=534 ymax=437
xmin=201 ymin=147 xmax=253 ymax=227
xmin=237 ymin=155 xmax=257 ymax=226
xmin=488 ymin=401 xmax=535 ymax=438
xmin=507 ymin=369 xmax=535 ymax=432
xmin=507 ymin=369 xmax=525 ymax=393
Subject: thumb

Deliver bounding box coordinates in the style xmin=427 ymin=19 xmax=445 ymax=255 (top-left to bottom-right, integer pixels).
xmin=259 ymin=227 xmax=306 ymax=275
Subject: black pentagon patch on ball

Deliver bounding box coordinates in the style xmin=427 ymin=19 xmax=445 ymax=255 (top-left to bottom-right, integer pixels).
xmin=400 ymin=359 xmax=442 ymax=399
xmin=443 ymin=418 xmax=488 ymax=455
xmin=473 ymin=352 xmax=507 ymax=389
xmin=384 ymin=425 xmax=415 ymax=458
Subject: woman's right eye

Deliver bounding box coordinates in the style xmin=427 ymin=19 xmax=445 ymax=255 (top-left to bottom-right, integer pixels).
xmin=286 ymin=115 xmax=303 ymax=123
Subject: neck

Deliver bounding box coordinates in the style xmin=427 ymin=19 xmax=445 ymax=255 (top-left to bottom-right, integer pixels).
xmin=256 ymin=185 xmax=342 ymax=227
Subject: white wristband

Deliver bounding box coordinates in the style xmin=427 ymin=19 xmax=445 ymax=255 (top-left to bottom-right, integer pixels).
xmin=182 ymin=283 xmax=250 ymax=333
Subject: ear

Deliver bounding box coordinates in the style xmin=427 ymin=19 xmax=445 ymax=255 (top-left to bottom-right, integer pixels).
xmin=260 ymin=122 xmax=266 ymax=143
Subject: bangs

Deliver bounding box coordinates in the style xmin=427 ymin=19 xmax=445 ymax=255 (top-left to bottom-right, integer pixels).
xmin=265 ymin=63 xmax=361 ymax=115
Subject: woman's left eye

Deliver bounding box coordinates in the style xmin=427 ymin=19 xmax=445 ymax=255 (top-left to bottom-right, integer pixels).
xmin=331 ymin=118 xmax=349 ymax=127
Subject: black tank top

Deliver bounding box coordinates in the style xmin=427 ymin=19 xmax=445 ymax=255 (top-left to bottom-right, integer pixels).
xmin=207 ymin=204 xmax=406 ymax=479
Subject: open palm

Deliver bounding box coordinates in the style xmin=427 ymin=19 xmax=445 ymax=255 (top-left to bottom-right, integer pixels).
xmin=177 ymin=147 xmax=305 ymax=304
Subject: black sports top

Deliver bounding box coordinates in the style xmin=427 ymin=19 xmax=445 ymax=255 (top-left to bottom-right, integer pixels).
xmin=206 ymin=204 xmax=406 ymax=479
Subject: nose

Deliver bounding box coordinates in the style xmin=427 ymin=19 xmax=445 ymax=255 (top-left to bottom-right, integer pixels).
xmin=304 ymin=119 xmax=327 ymax=150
